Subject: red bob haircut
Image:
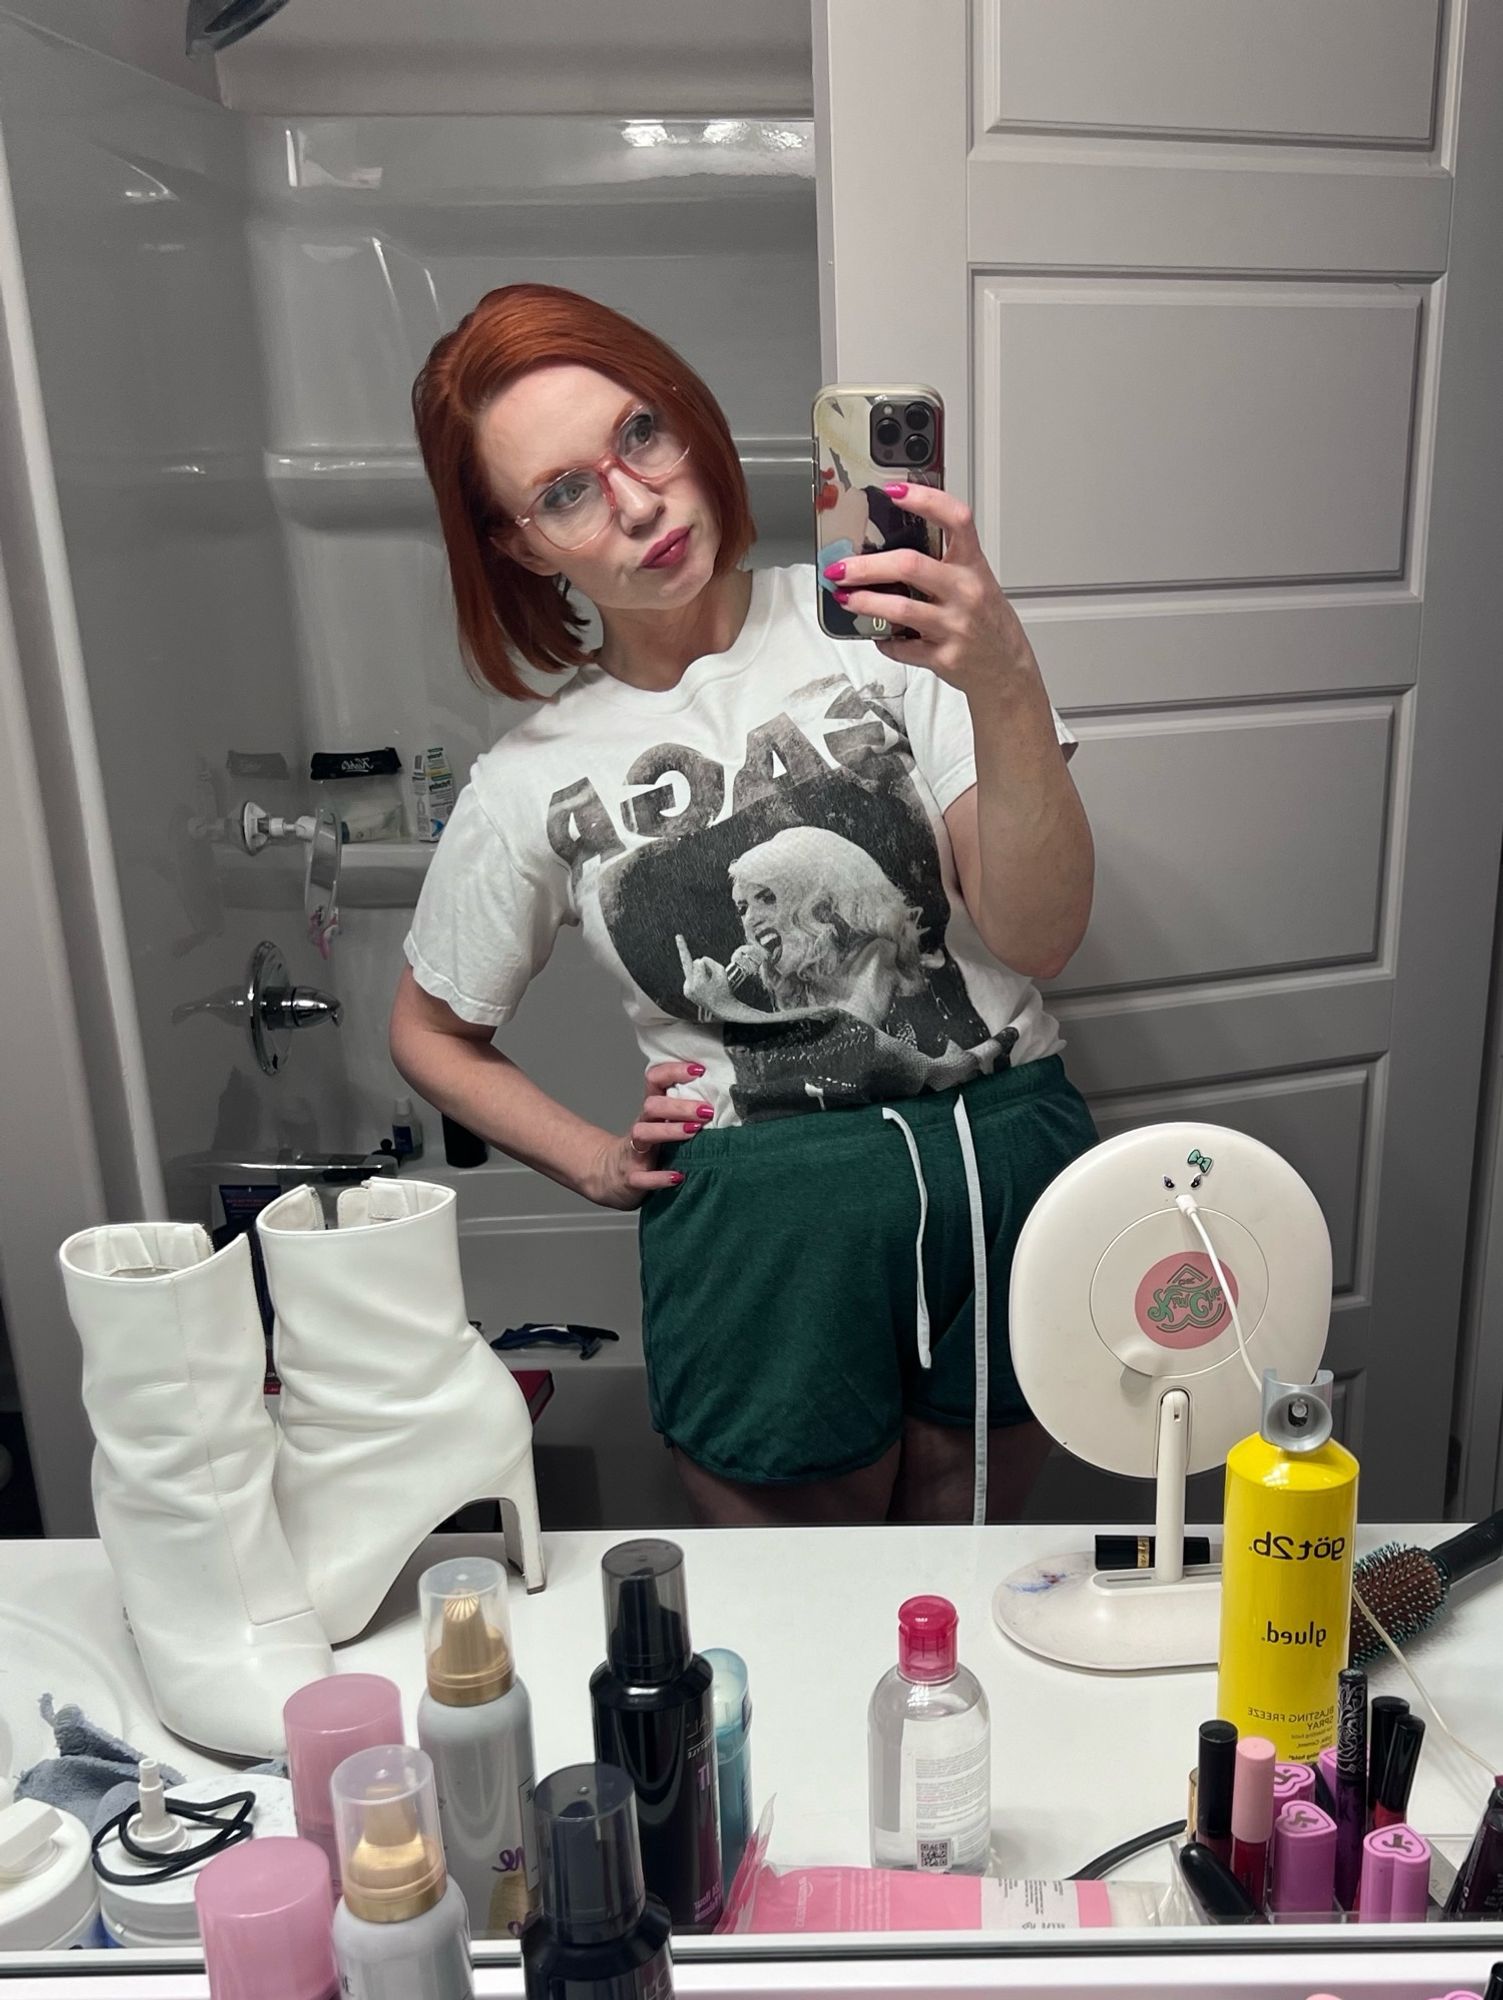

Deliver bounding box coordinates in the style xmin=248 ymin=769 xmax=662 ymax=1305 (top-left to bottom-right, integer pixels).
xmin=412 ymin=283 xmax=757 ymax=702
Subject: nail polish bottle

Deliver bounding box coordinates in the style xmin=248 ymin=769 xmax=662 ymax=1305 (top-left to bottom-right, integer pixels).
xmin=589 ymin=1541 xmax=721 ymax=1932
xmin=521 ymin=1763 xmax=673 ymax=1999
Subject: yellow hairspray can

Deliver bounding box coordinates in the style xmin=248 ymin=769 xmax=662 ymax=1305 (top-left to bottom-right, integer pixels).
xmin=1217 ymin=1370 xmax=1357 ymax=1761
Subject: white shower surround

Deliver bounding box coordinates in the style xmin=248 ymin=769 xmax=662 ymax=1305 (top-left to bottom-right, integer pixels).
xmin=0 ymin=1 xmax=819 ymax=1532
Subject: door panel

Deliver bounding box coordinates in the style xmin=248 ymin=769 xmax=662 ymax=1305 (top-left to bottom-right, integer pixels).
xmin=816 ymin=0 xmax=1503 ymax=1516
xmin=978 ymin=281 xmax=1420 ymax=591
xmin=983 ymin=0 xmax=1444 ymax=145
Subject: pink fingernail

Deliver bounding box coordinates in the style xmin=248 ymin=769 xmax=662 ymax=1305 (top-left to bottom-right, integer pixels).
xmin=695 ymin=1104 xmax=713 ymax=1120
xmin=834 ymin=588 xmax=851 ymax=604
xmin=884 ymin=481 xmax=908 ymax=497
xmin=687 ymin=1062 xmax=706 ymax=1076
xmin=823 ymin=559 xmax=846 ymax=580
xmin=670 ymin=1172 xmax=685 ymax=1185
xmin=683 ymin=1122 xmax=701 ymax=1135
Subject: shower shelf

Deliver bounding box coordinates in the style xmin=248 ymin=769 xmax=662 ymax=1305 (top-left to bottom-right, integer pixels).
xmin=217 ymin=837 xmax=433 ymax=912
xmin=264 ymin=438 xmax=813 ymax=532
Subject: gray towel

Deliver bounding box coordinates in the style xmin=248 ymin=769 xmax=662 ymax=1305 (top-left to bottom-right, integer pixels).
xmin=16 ymin=1697 xmax=283 ymax=1838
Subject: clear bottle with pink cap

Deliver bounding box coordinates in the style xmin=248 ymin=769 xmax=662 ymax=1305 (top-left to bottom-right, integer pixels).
xmin=868 ymin=1594 xmax=990 ymax=1875
xmin=195 ymin=1836 xmax=339 ymax=2000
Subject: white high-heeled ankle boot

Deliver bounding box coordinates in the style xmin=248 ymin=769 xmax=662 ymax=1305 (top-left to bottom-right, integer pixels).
xmin=57 ymin=1225 xmax=335 ymax=1757
xmin=257 ymin=1178 xmax=545 ymax=1643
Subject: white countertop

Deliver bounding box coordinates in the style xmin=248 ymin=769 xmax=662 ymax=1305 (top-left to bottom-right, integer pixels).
xmin=3 ymin=1522 xmax=1499 ymax=1887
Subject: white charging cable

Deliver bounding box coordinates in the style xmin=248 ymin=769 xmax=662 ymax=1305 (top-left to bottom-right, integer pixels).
xmin=1174 ymin=1189 xmax=1500 ymax=1785
xmin=1175 ymin=1191 xmax=1260 ymax=1395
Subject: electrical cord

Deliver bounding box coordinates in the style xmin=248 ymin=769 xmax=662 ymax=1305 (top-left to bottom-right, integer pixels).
xmin=1071 ymin=1819 xmax=1187 ymax=1881
xmin=1176 ymin=1192 xmax=1260 ymax=1395
xmin=1351 ymin=1578 xmax=1500 ymax=1786
xmin=91 ymin=1788 xmax=257 ymax=1886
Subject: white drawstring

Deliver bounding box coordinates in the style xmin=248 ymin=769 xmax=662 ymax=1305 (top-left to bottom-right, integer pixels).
xmin=881 ymin=1107 xmax=931 ymax=1371
xmin=882 ymin=1098 xmax=989 ymax=1526
xmin=952 ymin=1097 xmax=989 ymax=1529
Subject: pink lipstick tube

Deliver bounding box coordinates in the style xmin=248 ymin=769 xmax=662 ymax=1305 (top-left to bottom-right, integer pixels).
xmin=1357 ymin=1823 xmax=1431 ymax=1923
xmin=1268 ymin=1801 xmax=1337 ymax=1920
xmin=1230 ymin=1736 xmax=1277 ymax=1910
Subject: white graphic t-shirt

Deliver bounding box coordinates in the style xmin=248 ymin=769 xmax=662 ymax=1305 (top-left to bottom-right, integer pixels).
xmin=405 ymin=563 xmax=1076 ymax=1127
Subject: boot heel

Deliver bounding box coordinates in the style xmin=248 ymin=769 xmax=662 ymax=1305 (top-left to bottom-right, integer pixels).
xmin=497 ymin=1452 xmax=546 ymax=1593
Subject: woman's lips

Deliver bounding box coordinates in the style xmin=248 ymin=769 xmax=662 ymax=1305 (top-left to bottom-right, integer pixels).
xmin=642 ymin=527 xmax=690 ymax=569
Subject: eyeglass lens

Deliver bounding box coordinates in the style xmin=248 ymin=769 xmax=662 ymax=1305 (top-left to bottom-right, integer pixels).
xmin=529 ymin=410 xmax=688 ymax=550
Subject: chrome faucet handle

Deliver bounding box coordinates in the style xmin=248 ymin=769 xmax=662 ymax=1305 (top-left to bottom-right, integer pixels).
xmin=263 ymin=985 xmax=344 ymax=1032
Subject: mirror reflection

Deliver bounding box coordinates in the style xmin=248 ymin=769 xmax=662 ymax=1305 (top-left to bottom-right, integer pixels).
xmin=1 ymin=0 xmax=1501 ymax=1986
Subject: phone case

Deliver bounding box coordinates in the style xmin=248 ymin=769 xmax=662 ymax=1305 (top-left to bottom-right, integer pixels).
xmin=812 ymin=383 xmax=945 ymax=640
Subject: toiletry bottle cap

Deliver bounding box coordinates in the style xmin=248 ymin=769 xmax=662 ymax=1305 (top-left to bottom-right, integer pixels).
xmin=897 ymin=1596 xmax=958 ymax=1682
xmin=282 ymin=1675 xmax=403 ymax=1885
xmin=329 ymin=1745 xmax=446 ymax=1926
xmin=534 ymin=1763 xmax=647 ymax=1945
xmin=1259 ymin=1368 xmax=1335 ymax=1452
xmin=195 ymin=1837 xmax=338 ymax=2000
xmin=602 ymin=1539 xmax=692 ymax=1682
xmin=705 ymin=1648 xmax=750 ymax=1738
xmin=419 ymin=1555 xmax=514 ymax=1706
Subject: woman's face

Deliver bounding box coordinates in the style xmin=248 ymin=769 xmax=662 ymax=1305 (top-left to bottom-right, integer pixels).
xmin=479 ymin=363 xmax=722 ymax=614
xmin=732 ymin=871 xmax=787 ymax=968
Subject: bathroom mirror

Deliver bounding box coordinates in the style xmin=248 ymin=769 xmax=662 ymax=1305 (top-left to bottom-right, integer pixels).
xmin=2 ymin=0 xmax=1503 ymax=1980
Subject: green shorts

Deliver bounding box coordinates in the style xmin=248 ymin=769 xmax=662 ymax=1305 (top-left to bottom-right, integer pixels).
xmin=638 ymin=1053 xmax=1099 ymax=1486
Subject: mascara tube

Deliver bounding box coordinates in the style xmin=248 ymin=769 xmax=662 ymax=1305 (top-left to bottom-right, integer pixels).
xmin=1334 ymin=1667 xmax=1367 ymax=1910
xmin=1195 ymin=1721 xmax=1237 ymax=1867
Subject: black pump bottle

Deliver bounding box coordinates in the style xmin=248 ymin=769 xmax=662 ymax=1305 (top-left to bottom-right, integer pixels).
xmin=588 ymin=1540 xmax=722 ymax=1932
xmin=521 ymin=1763 xmax=673 ymax=2000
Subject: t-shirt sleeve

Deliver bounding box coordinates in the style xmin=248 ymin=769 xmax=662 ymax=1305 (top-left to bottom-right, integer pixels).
xmin=403 ymin=780 xmax=571 ymax=1029
xmin=903 ymin=665 xmax=1077 ymax=815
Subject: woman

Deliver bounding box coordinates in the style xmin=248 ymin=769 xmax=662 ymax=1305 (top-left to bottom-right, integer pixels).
xmin=391 ymin=281 xmax=1097 ymax=1527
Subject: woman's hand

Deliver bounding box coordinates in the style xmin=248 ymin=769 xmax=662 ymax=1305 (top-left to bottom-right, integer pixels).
xmin=822 ymin=482 xmax=1037 ymax=696
xmin=587 ymin=1059 xmax=713 ymax=1211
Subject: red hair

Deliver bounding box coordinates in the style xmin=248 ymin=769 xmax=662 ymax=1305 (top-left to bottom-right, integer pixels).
xmin=412 ymin=283 xmax=756 ymax=701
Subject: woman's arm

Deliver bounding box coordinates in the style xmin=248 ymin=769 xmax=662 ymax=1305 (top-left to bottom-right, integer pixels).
xmin=944 ymin=678 xmax=1093 ymax=980
xmin=389 ymin=967 xmax=690 ymax=1209
xmin=823 ymin=481 xmax=1093 ymax=981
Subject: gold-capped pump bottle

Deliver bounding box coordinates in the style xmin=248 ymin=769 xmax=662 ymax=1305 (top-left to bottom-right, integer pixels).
xmin=1217 ymin=1370 xmax=1358 ymax=1761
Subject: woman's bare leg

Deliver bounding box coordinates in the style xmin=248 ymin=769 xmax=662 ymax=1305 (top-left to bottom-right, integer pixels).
xmin=672 ymin=1441 xmax=901 ymax=1526
xmin=888 ymin=1416 xmax=1053 ymax=1525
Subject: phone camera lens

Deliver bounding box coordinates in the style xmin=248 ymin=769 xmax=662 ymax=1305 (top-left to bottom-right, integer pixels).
xmin=903 ymin=433 xmax=929 ymax=464
xmin=903 ymin=402 xmax=933 ymax=430
xmin=874 ymin=417 xmax=901 ymax=449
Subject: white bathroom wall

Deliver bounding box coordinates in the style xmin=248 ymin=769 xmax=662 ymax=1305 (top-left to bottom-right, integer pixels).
xmin=0 ymin=0 xmax=820 ymax=1526
xmin=0 ymin=10 xmax=361 ymax=1195
xmin=238 ymin=108 xmax=819 ymax=1156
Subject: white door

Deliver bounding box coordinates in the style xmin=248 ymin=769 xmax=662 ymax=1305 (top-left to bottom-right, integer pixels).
xmin=814 ymin=0 xmax=1503 ymax=1517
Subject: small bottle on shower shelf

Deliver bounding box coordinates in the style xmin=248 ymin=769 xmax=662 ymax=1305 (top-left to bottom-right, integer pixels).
xmin=868 ymin=1595 xmax=991 ymax=1875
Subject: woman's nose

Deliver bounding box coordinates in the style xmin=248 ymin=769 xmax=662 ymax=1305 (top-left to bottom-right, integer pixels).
xmin=607 ymin=463 xmax=660 ymax=525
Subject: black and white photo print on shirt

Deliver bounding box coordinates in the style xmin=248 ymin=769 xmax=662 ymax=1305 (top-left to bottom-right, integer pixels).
xmin=578 ymin=678 xmax=1014 ymax=1122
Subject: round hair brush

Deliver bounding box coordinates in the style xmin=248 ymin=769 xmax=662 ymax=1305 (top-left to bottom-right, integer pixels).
xmin=1348 ymin=1508 xmax=1503 ymax=1667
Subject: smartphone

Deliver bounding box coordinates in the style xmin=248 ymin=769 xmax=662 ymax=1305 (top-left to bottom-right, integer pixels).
xmin=812 ymin=383 xmax=945 ymax=641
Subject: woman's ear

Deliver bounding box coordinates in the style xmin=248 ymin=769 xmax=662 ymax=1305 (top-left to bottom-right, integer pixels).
xmin=491 ymin=522 xmax=560 ymax=581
